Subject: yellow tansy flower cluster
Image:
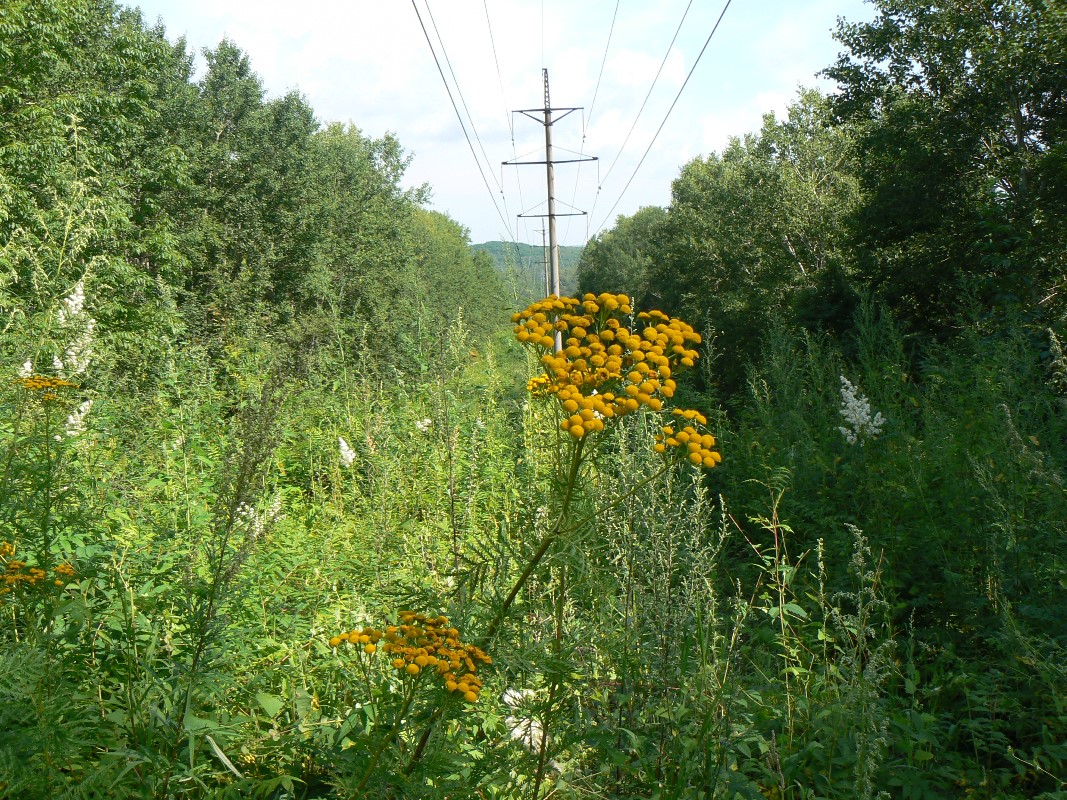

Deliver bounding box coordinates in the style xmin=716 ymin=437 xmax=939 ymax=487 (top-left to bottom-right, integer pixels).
xmin=655 ymin=409 xmax=723 ymax=468
xmin=16 ymin=375 xmax=77 ymax=392
xmin=14 ymin=374 xmax=77 ymax=401
xmin=329 ymin=612 xmax=491 ymax=704
xmin=1 ymin=542 xmax=75 ymax=595
xmin=512 ymin=293 xmax=702 ymax=439
xmin=513 ymin=293 xmax=720 ymax=466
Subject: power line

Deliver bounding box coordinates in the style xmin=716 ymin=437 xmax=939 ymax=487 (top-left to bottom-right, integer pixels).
xmin=586 ymin=0 xmax=619 ymax=127
xmin=483 ymin=0 xmax=532 ymax=245
xmin=565 ymin=1 xmax=618 ymax=243
xmin=422 ymin=1 xmax=515 ymax=226
xmin=410 ymin=0 xmax=514 ymax=240
xmin=587 ymin=0 xmax=694 ymax=236
xmin=483 ymin=0 xmax=513 ymax=140
xmin=591 ymin=0 xmax=732 ymax=238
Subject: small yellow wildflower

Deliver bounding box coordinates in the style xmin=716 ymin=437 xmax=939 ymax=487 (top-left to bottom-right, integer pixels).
xmin=15 ymin=375 xmax=77 ymax=392
xmin=0 ymin=543 xmax=76 ymax=598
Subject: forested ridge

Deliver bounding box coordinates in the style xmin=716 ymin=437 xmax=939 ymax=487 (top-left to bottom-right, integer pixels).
xmin=1 ymin=1 xmax=1066 ymax=799
xmin=472 ymin=241 xmax=583 ymax=306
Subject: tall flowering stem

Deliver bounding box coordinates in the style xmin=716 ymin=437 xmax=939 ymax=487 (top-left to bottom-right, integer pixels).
xmin=341 ymin=294 xmax=723 ymax=787
xmin=352 ymin=679 xmax=418 ymax=794
xmin=484 ymin=293 xmax=722 ymax=644
xmin=481 ymin=435 xmax=585 ymax=646
xmin=507 ymin=293 xmax=724 ymax=796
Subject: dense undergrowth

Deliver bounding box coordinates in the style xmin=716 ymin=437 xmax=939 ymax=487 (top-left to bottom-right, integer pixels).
xmin=1 ymin=271 xmax=1065 ymax=798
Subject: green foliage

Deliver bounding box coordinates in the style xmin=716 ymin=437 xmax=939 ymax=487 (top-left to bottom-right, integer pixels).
xmin=719 ymin=312 xmax=1067 ymax=798
xmin=825 ymin=0 xmax=1067 ymax=334
xmin=3 ymin=1 xmax=1067 ymax=797
xmin=413 ymin=209 xmax=507 ymax=347
xmin=472 ymin=240 xmax=583 ymax=307
xmin=576 ymin=205 xmax=666 ymax=307
xmin=639 ymin=89 xmax=860 ymax=398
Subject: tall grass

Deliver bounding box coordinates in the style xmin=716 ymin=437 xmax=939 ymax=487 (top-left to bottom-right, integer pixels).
xmin=1 ymin=274 xmax=1065 ymax=798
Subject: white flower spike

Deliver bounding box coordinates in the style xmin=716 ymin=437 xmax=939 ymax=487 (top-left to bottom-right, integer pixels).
xmin=838 ymin=376 xmax=886 ymax=445
xmin=338 ymin=436 xmax=356 ymax=468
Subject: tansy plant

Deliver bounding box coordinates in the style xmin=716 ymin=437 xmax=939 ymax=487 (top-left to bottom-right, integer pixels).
xmin=494 ymin=293 xmax=722 ymax=793
xmin=327 ymin=612 xmax=491 ymax=793
xmin=324 ymin=294 xmax=719 ymax=793
xmin=1 ymin=372 xmax=87 ymax=636
xmin=487 ymin=293 xmax=720 ymax=637
xmin=1 ymin=540 xmax=76 ymax=599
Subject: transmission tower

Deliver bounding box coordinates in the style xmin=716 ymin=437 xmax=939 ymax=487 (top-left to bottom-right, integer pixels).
xmin=505 ymin=69 xmax=596 ymax=331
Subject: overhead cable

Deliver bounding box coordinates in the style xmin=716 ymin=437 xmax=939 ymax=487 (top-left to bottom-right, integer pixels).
xmin=484 ymin=0 xmax=531 ymax=244
xmin=591 ymin=0 xmax=732 ymax=238
xmin=411 ymin=0 xmax=514 ymax=240
xmin=423 ymin=1 xmax=512 ymax=218
xmin=565 ymin=1 xmax=619 ymax=243
xmin=587 ymin=0 xmax=694 ymax=236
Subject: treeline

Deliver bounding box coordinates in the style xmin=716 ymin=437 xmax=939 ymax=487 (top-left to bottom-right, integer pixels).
xmin=471 ymin=240 xmax=583 ymax=306
xmin=579 ymin=2 xmax=1067 ymax=396
xmin=578 ymin=4 xmax=1067 ymax=793
xmin=1 ymin=0 xmax=504 ymax=381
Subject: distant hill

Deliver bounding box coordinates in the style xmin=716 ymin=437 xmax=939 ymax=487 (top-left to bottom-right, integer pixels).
xmin=472 ymin=241 xmax=583 ymax=308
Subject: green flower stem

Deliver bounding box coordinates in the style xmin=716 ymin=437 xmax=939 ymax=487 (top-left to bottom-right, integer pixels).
xmin=354 ymin=679 xmax=418 ymax=794
xmin=408 ymin=437 xmax=668 ymax=776
xmin=564 ymin=462 xmax=668 ymax=534
xmin=404 ymin=693 xmax=455 ymax=774
xmin=481 ymin=435 xmax=585 ymax=647
xmin=405 ymin=436 xmax=592 ymax=775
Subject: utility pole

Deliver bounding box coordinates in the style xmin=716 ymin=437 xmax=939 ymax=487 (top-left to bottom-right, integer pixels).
xmin=536 ymin=226 xmax=549 ymax=297
xmin=505 ymin=69 xmax=596 ymax=349
xmin=543 ymin=72 xmax=561 ymax=300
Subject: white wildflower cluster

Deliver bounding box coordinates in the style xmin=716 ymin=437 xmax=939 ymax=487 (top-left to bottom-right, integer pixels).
xmin=53 ymin=279 xmax=96 ymax=377
xmin=838 ymin=376 xmax=885 ymax=445
xmin=1047 ymin=329 xmax=1067 ymax=396
xmin=338 ymin=436 xmax=356 ymax=468
xmin=57 ymin=280 xmax=86 ymax=325
xmin=415 ymin=418 xmax=433 ymax=433
xmin=502 ymin=689 xmax=545 ymax=753
xmin=64 ymin=399 xmax=93 ymax=438
xmin=19 ymin=360 xmax=33 ymax=378
xmin=236 ymin=494 xmax=283 ymax=540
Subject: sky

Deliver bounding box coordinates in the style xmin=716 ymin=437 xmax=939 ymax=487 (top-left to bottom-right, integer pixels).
xmin=130 ymin=0 xmax=877 ymax=246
